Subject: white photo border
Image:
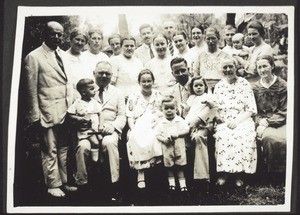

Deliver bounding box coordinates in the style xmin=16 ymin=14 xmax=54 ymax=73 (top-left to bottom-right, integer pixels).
xmin=7 ymin=5 xmax=295 ymax=213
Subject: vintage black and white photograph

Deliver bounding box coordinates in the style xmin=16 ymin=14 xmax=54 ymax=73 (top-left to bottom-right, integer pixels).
xmin=6 ymin=5 xmax=294 ymax=213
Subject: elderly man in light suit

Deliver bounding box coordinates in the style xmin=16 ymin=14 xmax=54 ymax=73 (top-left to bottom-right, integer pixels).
xmin=24 ymin=21 xmax=76 ymax=197
xmin=75 ymin=61 xmax=126 ymax=201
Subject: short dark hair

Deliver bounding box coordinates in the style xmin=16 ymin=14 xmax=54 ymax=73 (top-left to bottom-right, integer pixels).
xmin=153 ymin=34 xmax=169 ymax=44
xmin=120 ymin=35 xmax=136 ymax=47
xmin=173 ymin=30 xmax=187 ymax=40
xmin=170 ymin=57 xmax=188 ymax=68
xmin=69 ymin=28 xmax=88 ymax=41
xmin=256 ymin=55 xmax=275 ymax=71
xmin=189 ymin=76 xmax=208 ymax=94
xmin=138 ymin=69 xmax=155 ymax=83
xmin=191 ymin=25 xmax=205 ymax=34
xmin=76 ymin=78 xmax=94 ymax=94
xmin=161 ymin=95 xmax=177 ymax=107
xmin=247 ymin=21 xmax=265 ymax=38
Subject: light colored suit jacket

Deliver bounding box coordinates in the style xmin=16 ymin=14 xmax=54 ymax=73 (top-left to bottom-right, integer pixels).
xmin=94 ymin=84 xmax=126 ymax=134
xmin=24 ymin=43 xmax=75 ymax=128
xmin=134 ymin=43 xmax=156 ymax=66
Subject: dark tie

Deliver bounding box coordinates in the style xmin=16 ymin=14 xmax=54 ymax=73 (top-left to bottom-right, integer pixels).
xmin=99 ymin=87 xmax=104 ymax=103
xmin=149 ymin=44 xmax=154 ymax=59
xmin=55 ymin=50 xmax=65 ymax=72
xmin=168 ymin=40 xmax=174 ymax=56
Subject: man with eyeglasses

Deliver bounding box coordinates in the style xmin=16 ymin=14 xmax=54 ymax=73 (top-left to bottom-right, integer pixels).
xmin=192 ymin=27 xmax=230 ymax=93
xmin=74 ymin=61 xmax=126 ymax=202
xmin=24 ymin=21 xmax=76 ymax=197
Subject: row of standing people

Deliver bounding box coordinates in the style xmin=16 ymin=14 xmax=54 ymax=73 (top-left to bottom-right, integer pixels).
xmin=23 ymin=20 xmax=286 ymax=200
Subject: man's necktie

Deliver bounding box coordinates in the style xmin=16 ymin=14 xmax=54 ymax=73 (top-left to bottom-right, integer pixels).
xmin=181 ymin=86 xmax=189 ymax=118
xmin=168 ymin=40 xmax=174 ymax=56
xmin=149 ymin=44 xmax=154 ymax=59
xmin=99 ymin=87 xmax=104 ymax=103
xmin=55 ymin=50 xmax=65 ymax=72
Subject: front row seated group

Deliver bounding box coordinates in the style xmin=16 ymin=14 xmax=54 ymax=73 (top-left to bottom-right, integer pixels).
xmin=63 ymin=56 xmax=286 ymax=201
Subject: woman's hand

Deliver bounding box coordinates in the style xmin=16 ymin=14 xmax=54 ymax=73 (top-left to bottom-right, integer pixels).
xmin=259 ymin=118 xmax=269 ymax=127
xmin=227 ymin=120 xmax=239 ymax=129
xmin=256 ymin=125 xmax=266 ymax=139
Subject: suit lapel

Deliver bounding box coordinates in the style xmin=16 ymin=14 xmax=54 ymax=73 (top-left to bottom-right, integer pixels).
xmin=43 ymin=49 xmax=67 ymax=80
xmin=94 ymin=85 xmax=111 ymax=107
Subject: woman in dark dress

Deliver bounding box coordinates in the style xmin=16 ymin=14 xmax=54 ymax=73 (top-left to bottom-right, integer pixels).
xmin=252 ymin=55 xmax=287 ymax=173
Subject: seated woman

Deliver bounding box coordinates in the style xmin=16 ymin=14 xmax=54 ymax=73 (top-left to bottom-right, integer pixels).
xmin=252 ymin=55 xmax=287 ymax=173
xmin=214 ymin=58 xmax=257 ymax=187
xmin=126 ymin=69 xmax=163 ymax=190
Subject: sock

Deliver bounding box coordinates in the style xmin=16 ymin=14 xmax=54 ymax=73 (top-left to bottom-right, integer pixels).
xmin=179 ymin=178 xmax=186 ymax=189
xmin=91 ymin=148 xmax=99 ymax=162
xmin=137 ymin=170 xmax=145 ymax=188
xmin=168 ymin=177 xmax=176 ymax=187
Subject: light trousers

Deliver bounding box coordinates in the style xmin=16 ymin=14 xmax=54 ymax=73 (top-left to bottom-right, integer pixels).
xmin=192 ymin=129 xmax=210 ymax=180
xmin=75 ymin=132 xmax=119 ymax=185
xmin=41 ymin=125 xmax=69 ymax=188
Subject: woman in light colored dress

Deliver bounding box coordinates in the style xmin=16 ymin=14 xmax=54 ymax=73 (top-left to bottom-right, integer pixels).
xmin=65 ymin=28 xmax=89 ymax=90
xmin=145 ymin=34 xmax=176 ymax=95
xmin=82 ymin=28 xmax=109 ymax=78
xmin=126 ymin=69 xmax=163 ymax=189
xmin=214 ymin=58 xmax=257 ymax=187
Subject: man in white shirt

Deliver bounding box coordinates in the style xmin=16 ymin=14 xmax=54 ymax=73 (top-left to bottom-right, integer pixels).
xmin=222 ymin=25 xmax=237 ymax=56
xmin=134 ymin=24 xmax=155 ymax=65
xmin=162 ymin=20 xmax=178 ymax=57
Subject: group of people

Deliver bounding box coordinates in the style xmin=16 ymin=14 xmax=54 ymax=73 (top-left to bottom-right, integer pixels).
xmin=23 ymin=18 xmax=287 ymax=204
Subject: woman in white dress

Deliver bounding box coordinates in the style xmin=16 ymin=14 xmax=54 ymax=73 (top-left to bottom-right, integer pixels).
xmin=214 ymin=58 xmax=257 ymax=187
xmin=126 ymin=69 xmax=163 ymax=190
xmin=82 ymin=28 xmax=109 ymax=78
xmin=65 ymin=28 xmax=89 ymax=90
xmin=145 ymin=34 xmax=176 ymax=95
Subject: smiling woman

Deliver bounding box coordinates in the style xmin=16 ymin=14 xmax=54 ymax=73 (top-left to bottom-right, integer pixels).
xmin=213 ymin=57 xmax=258 ymax=187
xmin=252 ymin=55 xmax=287 ymax=174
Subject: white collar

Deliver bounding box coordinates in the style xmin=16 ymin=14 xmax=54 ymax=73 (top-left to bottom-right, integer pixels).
xmin=260 ymin=75 xmax=277 ymax=89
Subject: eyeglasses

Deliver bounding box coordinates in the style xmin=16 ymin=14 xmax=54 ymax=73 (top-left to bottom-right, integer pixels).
xmin=95 ymin=72 xmax=112 ymax=77
xmin=173 ymin=68 xmax=188 ymax=75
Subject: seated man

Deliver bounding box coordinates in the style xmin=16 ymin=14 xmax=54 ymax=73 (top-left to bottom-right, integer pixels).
xmin=74 ymin=61 xmax=126 ymax=201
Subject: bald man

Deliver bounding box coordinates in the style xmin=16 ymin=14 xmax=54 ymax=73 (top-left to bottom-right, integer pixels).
xmin=24 ymin=21 xmax=76 ymax=197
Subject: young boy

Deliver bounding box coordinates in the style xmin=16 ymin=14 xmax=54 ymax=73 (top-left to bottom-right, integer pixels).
xmin=155 ymin=95 xmax=190 ymax=193
xmin=68 ymin=78 xmax=103 ymax=162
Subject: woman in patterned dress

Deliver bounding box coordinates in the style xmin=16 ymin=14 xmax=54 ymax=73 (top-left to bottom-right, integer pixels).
xmin=126 ymin=69 xmax=163 ymax=190
xmin=214 ymin=58 xmax=257 ymax=187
